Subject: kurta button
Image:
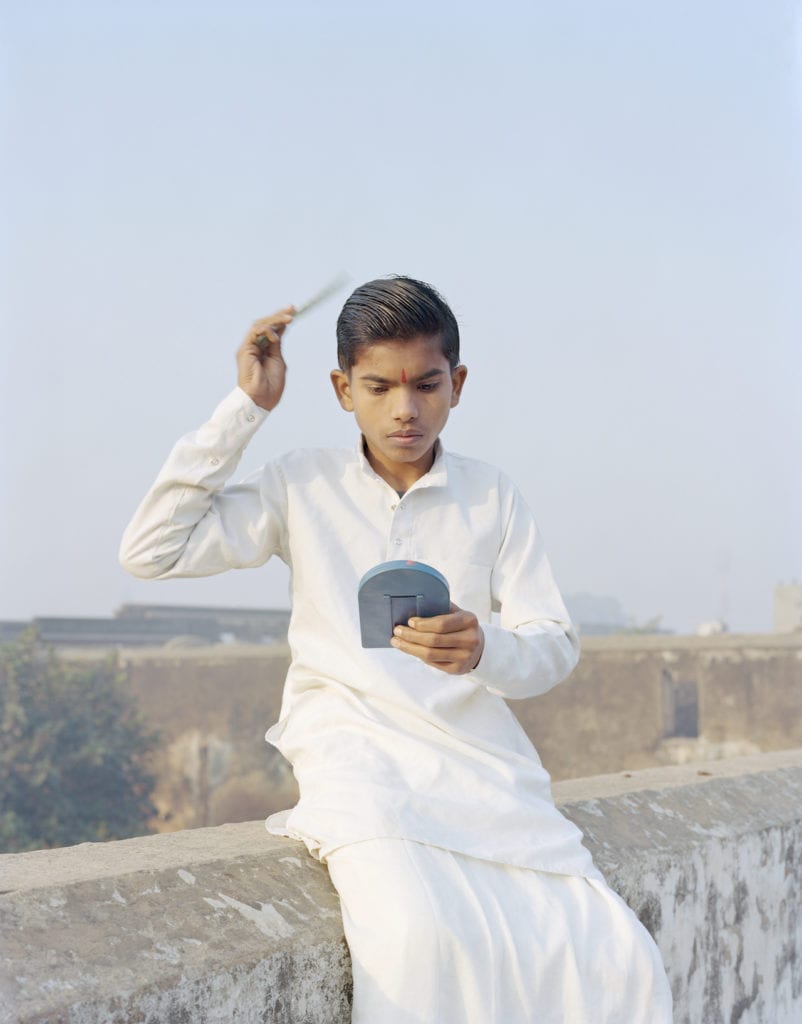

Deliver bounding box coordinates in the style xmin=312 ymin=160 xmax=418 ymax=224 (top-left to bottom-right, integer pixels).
xmin=394 ymin=538 xmax=402 ymax=546
xmin=246 ymin=414 xmax=255 ymax=422
xmin=211 ymin=457 xmax=220 ymax=465
xmin=390 ymin=503 xmax=397 ymax=511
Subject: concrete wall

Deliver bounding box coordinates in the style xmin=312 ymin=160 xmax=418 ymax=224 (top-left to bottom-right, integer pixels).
xmin=63 ymin=633 xmax=802 ymax=832
xmin=522 ymin=633 xmax=802 ymax=778
xmin=123 ymin=644 xmax=297 ymax=831
xmin=2 ymin=749 xmax=800 ymax=1024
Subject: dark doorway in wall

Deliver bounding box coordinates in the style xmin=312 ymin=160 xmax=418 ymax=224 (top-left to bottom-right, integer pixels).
xmin=662 ymin=669 xmax=699 ymax=738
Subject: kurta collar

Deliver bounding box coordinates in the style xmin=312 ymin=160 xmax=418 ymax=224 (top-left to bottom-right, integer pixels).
xmin=356 ymin=436 xmax=449 ymax=492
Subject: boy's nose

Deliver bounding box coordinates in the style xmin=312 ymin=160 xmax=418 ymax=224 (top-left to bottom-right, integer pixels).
xmin=393 ymin=388 xmax=418 ymax=421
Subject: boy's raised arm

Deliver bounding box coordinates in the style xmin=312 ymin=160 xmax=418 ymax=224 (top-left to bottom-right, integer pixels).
xmin=119 ymin=310 xmax=295 ymax=581
xmin=237 ymin=308 xmax=295 ymax=411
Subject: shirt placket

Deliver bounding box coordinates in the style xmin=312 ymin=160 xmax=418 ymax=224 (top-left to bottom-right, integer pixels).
xmin=386 ymin=493 xmax=413 ymax=561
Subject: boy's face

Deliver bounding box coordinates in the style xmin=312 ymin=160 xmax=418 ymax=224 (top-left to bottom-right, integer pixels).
xmin=330 ymin=335 xmax=467 ymax=489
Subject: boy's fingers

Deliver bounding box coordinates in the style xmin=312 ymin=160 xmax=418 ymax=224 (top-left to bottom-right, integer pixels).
xmin=254 ymin=328 xmax=279 ymax=344
xmin=390 ymin=635 xmax=460 ymax=664
xmin=393 ymin=627 xmax=460 ymax=649
xmin=253 ymin=317 xmax=293 ymax=336
xmin=252 ymin=326 xmax=285 ymax=345
xmin=249 ymin=308 xmax=296 ymax=343
xmin=390 ymin=635 xmax=478 ymax=675
xmin=405 ymin=608 xmax=473 ymax=634
xmin=391 ymin=597 xmax=484 ymax=675
xmin=254 ymin=305 xmax=295 ymax=322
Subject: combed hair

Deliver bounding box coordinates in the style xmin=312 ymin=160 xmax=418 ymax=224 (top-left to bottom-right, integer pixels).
xmin=336 ymin=276 xmax=460 ymax=372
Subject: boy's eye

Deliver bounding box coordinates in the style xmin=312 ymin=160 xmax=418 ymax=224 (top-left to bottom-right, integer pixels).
xmin=364 ymin=381 xmax=440 ymax=394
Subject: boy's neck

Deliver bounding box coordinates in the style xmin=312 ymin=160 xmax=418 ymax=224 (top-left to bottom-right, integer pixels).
xmin=363 ymin=439 xmax=437 ymax=494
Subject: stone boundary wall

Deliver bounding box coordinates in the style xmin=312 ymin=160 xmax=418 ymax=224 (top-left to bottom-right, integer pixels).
xmin=1 ymin=749 xmax=800 ymax=1024
xmin=60 ymin=632 xmax=802 ymax=833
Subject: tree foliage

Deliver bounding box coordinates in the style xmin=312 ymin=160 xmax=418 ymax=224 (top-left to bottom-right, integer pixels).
xmin=0 ymin=631 xmax=158 ymax=852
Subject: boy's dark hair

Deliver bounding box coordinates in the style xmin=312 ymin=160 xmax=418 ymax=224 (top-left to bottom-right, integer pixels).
xmin=336 ymin=276 xmax=460 ymax=372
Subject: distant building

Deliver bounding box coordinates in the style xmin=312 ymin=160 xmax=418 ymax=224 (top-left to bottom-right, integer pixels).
xmin=774 ymin=583 xmax=802 ymax=633
xmin=696 ymin=620 xmax=728 ymax=637
xmin=0 ymin=604 xmax=291 ymax=648
xmin=115 ymin=604 xmax=290 ymax=644
xmin=563 ymin=593 xmax=627 ymax=636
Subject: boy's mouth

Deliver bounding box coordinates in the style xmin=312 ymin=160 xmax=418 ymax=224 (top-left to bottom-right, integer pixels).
xmin=388 ymin=430 xmax=424 ymax=445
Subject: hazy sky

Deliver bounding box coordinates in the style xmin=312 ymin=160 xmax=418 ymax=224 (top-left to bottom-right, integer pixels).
xmin=2 ymin=0 xmax=800 ymax=634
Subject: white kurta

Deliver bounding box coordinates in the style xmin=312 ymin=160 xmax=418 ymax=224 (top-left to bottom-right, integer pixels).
xmin=120 ymin=387 xmax=673 ymax=1022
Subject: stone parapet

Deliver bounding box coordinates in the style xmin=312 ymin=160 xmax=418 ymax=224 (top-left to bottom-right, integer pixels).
xmin=2 ymin=749 xmax=801 ymax=1023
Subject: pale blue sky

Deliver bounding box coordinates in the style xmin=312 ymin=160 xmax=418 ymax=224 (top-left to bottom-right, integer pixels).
xmin=2 ymin=0 xmax=800 ymax=633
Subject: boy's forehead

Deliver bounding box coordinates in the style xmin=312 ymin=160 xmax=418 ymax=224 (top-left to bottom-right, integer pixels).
xmin=351 ymin=334 xmax=448 ymax=373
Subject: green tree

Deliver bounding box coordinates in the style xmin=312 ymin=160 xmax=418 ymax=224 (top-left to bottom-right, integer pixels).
xmin=0 ymin=631 xmax=158 ymax=852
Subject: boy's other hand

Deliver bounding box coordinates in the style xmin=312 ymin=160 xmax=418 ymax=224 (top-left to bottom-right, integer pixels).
xmin=237 ymin=307 xmax=295 ymax=411
xmin=390 ymin=603 xmax=485 ymax=675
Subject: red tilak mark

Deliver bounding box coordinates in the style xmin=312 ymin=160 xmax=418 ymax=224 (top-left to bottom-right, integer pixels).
xmin=400 ymin=368 xmax=407 ymax=383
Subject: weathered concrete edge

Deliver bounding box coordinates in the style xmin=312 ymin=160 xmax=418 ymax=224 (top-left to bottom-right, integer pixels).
xmin=3 ymin=748 xmax=800 ymax=894
xmin=555 ymin=749 xmax=802 ymax=888
xmin=558 ymin=752 xmax=802 ymax=1024
xmin=0 ymin=821 xmax=290 ymax=893
xmin=551 ymin=745 xmax=802 ymax=801
xmin=1 ymin=835 xmax=351 ymax=1024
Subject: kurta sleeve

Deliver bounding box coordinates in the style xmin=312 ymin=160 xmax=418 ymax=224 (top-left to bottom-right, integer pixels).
xmin=119 ymin=387 xmax=289 ymax=580
xmin=469 ymin=477 xmax=580 ymax=699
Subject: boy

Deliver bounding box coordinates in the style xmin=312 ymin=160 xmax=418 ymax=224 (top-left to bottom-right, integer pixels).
xmin=120 ymin=277 xmax=672 ymax=1022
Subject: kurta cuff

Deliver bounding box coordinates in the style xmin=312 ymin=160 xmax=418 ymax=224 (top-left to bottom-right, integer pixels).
xmin=474 ymin=621 xmax=580 ymax=700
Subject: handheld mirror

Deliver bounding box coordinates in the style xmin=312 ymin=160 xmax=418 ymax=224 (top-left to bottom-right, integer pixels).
xmin=358 ymin=560 xmax=450 ymax=648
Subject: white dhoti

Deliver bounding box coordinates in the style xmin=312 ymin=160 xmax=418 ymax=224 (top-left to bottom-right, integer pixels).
xmin=326 ymin=839 xmax=673 ymax=1024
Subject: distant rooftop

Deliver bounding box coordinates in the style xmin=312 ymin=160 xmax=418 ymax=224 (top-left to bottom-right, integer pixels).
xmin=0 ymin=604 xmax=291 ymax=648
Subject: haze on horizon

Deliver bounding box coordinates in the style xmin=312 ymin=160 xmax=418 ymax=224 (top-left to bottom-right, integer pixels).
xmin=1 ymin=1 xmax=800 ymax=635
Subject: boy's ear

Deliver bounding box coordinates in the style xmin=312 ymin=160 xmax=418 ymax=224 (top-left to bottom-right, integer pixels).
xmin=330 ymin=369 xmax=355 ymax=411
xmin=450 ymin=364 xmax=468 ymax=409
